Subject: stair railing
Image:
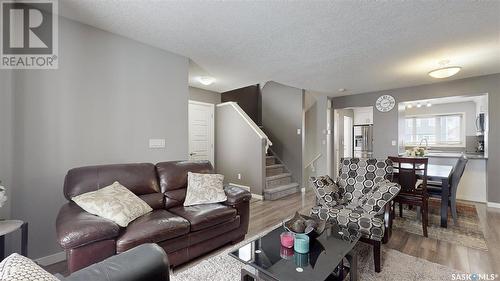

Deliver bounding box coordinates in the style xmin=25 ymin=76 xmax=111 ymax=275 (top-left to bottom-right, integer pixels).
xmin=304 ymin=153 xmax=322 ymax=172
xmin=216 ymin=102 xmax=273 ymax=152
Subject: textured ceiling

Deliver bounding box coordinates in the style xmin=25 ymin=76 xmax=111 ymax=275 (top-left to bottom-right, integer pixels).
xmin=59 ymin=1 xmax=500 ymax=95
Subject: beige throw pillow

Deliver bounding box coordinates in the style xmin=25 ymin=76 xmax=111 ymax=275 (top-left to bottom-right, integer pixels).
xmin=184 ymin=172 xmax=227 ymax=206
xmin=72 ymin=181 xmax=152 ymax=227
xmin=0 ymin=253 xmax=58 ymax=281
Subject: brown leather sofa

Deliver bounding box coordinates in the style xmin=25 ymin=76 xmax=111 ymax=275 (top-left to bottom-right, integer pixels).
xmin=56 ymin=161 xmax=251 ymax=273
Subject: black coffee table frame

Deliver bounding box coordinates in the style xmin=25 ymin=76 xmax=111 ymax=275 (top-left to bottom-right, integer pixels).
xmin=240 ymin=251 xmax=357 ymax=281
xmin=230 ymin=224 xmax=360 ymax=281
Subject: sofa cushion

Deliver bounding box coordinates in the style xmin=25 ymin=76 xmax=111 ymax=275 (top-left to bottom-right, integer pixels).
xmin=310 ymin=175 xmax=345 ymax=207
xmin=64 ymin=163 xmax=160 ymax=200
xmin=116 ymin=210 xmax=190 ymax=253
xmin=156 ymin=161 xmax=214 ymax=208
xmin=72 ymin=182 xmax=153 ymax=227
xmin=311 ymin=204 xmax=385 ymax=241
xmin=170 ymin=204 xmax=237 ymax=232
xmin=56 ymin=203 xmax=120 ymax=249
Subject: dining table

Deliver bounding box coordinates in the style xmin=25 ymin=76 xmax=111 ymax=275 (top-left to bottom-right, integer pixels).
xmin=397 ymin=163 xmax=454 ymax=228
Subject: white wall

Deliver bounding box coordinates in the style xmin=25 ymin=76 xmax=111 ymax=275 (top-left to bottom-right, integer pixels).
xmin=189 ymin=86 xmax=221 ymax=104
xmin=10 ymin=18 xmax=189 ymax=259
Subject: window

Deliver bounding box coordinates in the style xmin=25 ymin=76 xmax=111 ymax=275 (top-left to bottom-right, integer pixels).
xmin=404 ymin=113 xmax=464 ymax=146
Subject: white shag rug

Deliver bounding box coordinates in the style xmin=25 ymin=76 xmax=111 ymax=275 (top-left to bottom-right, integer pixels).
xmin=171 ymin=225 xmax=462 ymax=281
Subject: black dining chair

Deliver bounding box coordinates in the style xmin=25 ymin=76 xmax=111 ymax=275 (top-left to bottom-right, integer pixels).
xmin=427 ymin=155 xmax=468 ymax=225
xmin=389 ymin=156 xmax=429 ymax=237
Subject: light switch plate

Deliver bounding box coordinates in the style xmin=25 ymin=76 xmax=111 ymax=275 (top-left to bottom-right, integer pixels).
xmin=391 ymin=140 xmax=397 ymax=146
xmin=297 ymin=129 xmax=301 ymax=135
xmin=149 ymin=139 xmax=166 ymax=149
xmin=237 ymin=173 xmax=242 ymax=180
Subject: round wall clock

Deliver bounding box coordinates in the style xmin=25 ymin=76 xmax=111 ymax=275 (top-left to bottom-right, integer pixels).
xmin=375 ymin=95 xmax=396 ymax=112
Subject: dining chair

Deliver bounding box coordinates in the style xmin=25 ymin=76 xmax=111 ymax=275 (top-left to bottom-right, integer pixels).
xmin=388 ymin=156 xmax=429 ymax=237
xmin=427 ymin=155 xmax=468 ymax=224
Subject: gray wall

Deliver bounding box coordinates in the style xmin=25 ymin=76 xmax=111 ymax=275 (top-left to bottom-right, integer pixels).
xmin=303 ymin=93 xmax=329 ymax=179
xmin=0 ymin=70 xmax=13 ymax=220
xmin=10 ymin=17 xmax=189 ymax=259
xmin=215 ymin=104 xmax=266 ymax=195
xmin=331 ymin=73 xmax=500 ymax=203
xmin=262 ymin=82 xmax=304 ymax=186
xmin=189 ymin=86 xmax=221 ymax=104
xmin=404 ymin=101 xmax=477 ymax=138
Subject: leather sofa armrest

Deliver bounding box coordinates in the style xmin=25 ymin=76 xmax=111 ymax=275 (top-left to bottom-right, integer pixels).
xmin=56 ymin=202 xmax=120 ymax=249
xmin=223 ymin=185 xmax=252 ymax=206
xmin=60 ymin=243 xmax=170 ymax=281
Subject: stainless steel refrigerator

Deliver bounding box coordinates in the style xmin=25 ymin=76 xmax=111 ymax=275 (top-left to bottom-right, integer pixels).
xmin=353 ymin=125 xmax=373 ymax=158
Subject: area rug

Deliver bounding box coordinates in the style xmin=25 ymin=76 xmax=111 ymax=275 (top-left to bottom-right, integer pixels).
xmin=171 ymin=224 xmax=462 ymax=281
xmin=392 ymin=200 xmax=487 ymax=250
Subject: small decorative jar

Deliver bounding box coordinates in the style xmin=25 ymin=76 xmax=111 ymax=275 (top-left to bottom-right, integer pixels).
xmin=280 ymin=232 xmax=294 ymax=249
xmin=294 ymin=234 xmax=310 ymax=254
xmin=280 ymin=246 xmax=294 ymax=260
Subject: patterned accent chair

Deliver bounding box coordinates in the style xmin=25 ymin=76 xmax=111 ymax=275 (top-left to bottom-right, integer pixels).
xmin=310 ymin=158 xmax=400 ymax=273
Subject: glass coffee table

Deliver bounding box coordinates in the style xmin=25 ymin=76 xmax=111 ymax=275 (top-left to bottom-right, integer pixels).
xmin=230 ymin=224 xmax=360 ymax=281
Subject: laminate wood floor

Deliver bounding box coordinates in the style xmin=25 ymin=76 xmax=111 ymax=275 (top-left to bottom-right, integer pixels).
xmin=45 ymin=190 xmax=500 ymax=276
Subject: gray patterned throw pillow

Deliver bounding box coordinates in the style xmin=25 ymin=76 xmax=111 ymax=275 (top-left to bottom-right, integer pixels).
xmin=357 ymin=180 xmax=401 ymax=215
xmin=184 ymin=172 xmax=227 ymax=206
xmin=310 ymin=175 xmax=345 ymax=207
xmin=0 ymin=253 xmax=58 ymax=281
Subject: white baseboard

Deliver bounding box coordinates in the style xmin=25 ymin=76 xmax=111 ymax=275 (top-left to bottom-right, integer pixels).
xmin=35 ymin=251 xmax=66 ymax=266
xmin=252 ymin=194 xmax=263 ymax=200
xmin=228 ymin=183 xmax=250 ymax=191
xmin=487 ymin=202 xmax=500 ymax=209
xmin=228 ymin=182 xmax=262 ymax=200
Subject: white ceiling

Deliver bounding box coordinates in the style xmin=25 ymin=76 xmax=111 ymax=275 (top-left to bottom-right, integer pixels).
xmin=59 ymin=1 xmax=500 ymax=95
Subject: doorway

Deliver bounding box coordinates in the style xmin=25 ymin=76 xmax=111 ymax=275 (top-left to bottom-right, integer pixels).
xmin=188 ymin=100 xmax=215 ymax=166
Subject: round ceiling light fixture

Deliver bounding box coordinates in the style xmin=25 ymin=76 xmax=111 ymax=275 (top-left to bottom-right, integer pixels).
xmin=428 ymin=60 xmax=462 ymax=79
xmin=197 ymin=76 xmax=216 ymax=86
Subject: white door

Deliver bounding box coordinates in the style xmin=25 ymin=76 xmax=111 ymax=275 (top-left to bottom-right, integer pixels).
xmin=188 ymin=100 xmax=215 ymax=166
xmin=343 ymin=116 xmax=353 ymax=157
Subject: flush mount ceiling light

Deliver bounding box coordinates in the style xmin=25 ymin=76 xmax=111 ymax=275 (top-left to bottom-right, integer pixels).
xmin=428 ymin=60 xmax=462 ymax=79
xmin=416 ymin=103 xmax=422 ymax=108
xmin=406 ymin=104 xmax=413 ymax=109
xmin=426 ymin=102 xmax=432 ymax=107
xmin=197 ymin=76 xmax=216 ymax=86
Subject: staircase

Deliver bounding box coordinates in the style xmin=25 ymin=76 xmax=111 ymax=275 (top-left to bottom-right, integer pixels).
xmin=264 ymin=150 xmax=300 ymax=200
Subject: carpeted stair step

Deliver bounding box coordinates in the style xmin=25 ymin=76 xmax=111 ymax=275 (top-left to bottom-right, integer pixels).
xmin=266 ymin=173 xmax=292 ymax=188
xmin=266 ymin=156 xmax=277 ymax=166
xmin=266 ymin=164 xmax=285 ymax=176
xmin=264 ymin=183 xmax=300 ymax=200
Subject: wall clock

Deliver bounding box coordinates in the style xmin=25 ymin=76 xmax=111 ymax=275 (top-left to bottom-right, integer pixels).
xmin=375 ymin=95 xmax=395 ymax=112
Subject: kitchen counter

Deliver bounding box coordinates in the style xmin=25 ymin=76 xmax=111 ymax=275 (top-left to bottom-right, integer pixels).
xmin=399 ymin=151 xmax=487 ymax=159
xmin=395 ymin=152 xmax=487 ymax=202
xmin=424 ymin=152 xmax=487 ymax=159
